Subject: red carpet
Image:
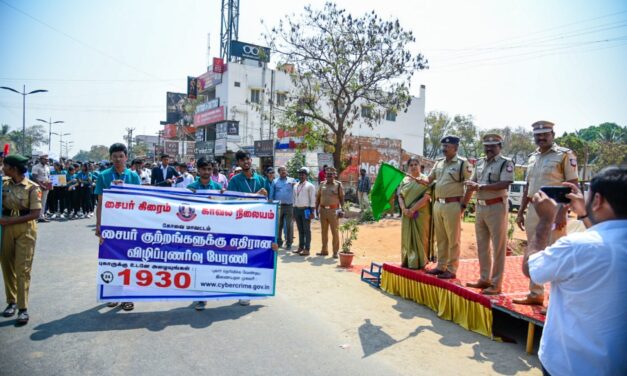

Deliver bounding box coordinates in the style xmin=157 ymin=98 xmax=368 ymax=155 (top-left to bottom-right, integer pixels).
xmin=382 ymin=256 xmax=547 ymax=324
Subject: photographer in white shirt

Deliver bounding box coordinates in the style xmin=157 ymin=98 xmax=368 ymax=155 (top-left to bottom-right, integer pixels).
xmin=523 ymin=166 xmax=627 ymax=376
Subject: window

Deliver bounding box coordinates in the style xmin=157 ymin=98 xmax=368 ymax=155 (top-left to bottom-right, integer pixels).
xmin=385 ymin=110 xmax=397 ymax=122
xmin=276 ymin=92 xmax=286 ymax=106
xmin=250 ymin=89 xmax=261 ymax=104
xmin=361 ymin=106 xmax=372 ymax=119
xmin=234 ymin=81 xmax=241 ymax=87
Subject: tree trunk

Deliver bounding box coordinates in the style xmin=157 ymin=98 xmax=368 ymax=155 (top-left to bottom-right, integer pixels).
xmin=333 ymin=130 xmax=344 ymax=174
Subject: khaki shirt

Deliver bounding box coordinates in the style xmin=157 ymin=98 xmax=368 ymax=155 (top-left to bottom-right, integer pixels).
xmin=470 ymin=154 xmax=514 ymax=200
xmin=317 ymin=180 xmax=344 ymax=207
xmin=526 ymin=144 xmax=578 ymax=197
xmin=429 ymin=155 xmax=472 ymax=199
xmin=2 ymin=177 xmax=42 ymax=213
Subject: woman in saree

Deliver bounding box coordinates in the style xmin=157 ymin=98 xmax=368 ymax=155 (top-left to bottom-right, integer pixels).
xmin=398 ymin=158 xmax=433 ymax=270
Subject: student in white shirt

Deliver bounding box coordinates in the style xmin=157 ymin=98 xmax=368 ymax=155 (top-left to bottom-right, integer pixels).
xmin=174 ymin=163 xmax=195 ymax=188
xmin=292 ymin=167 xmax=316 ymax=256
xmin=523 ymin=166 xmax=627 ymax=376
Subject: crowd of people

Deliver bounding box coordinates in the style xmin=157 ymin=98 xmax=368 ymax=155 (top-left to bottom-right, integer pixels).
xmin=0 ymin=121 xmax=625 ymax=374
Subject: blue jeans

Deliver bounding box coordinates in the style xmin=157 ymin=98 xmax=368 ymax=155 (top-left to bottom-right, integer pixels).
xmin=278 ymin=204 xmax=294 ymax=246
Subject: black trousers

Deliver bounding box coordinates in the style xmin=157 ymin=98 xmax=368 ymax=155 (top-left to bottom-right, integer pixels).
xmin=49 ymin=187 xmax=67 ymax=213
xmin=294 ymin=207 xmax=312 ymax=251
xmin=80 ymin=186 xmax=92 ymax=213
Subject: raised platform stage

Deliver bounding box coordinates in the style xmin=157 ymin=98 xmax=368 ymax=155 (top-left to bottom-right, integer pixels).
xmin=378 ymin=256 xmax=546 ymax=353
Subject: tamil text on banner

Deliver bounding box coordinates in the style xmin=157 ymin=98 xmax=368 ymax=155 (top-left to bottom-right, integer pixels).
xmin=97 ymin=186 xmax=278 ymax=302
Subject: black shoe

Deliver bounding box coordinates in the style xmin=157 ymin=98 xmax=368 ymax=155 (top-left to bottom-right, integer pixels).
xmin=3 ymin=303 xmax=17 ymax=317
xmin=106 ymin=302 xmax=119 ymax=308
xmin=16 ymin=310 xmax=29 ymax=325
xmin=120 ymin=302 xmax=135 ymax=311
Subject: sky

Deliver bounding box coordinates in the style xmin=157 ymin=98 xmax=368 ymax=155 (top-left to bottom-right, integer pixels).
xmin=1 ymin=0 xmax=626 ymax=157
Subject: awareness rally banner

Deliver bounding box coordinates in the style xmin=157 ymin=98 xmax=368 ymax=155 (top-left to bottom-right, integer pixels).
xmin=97 ymin=185 xmax=278 ymax=302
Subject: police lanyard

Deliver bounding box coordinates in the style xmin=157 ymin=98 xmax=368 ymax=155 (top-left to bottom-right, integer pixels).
xmin=244 ymin=178 xmax=257 ymax=193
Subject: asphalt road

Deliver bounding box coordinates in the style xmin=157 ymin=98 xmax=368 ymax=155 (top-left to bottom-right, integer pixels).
xmin=0 ymin=218 xmax=397 ymax=376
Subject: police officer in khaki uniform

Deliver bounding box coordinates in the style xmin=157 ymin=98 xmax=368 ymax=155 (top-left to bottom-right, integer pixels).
xmin=464 ymin=133 xmax=514 ymax=294
xmin=315 ymin=167 xmax=344 ymax=258
xmin=514 ymin=121 xmax=578 ymax=306
xmin=421 ymin=136 xmax=472 ymax=279
xmin=1 ymin=155 xmax=42 ymax=325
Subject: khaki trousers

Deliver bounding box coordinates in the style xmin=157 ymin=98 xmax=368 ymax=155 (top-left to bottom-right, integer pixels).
xmin=1 ymin=220 xmax=37 ymax=309
xmin=319 ymin=208 xmax=339 ymax=254
xmin=525 ymin=205 xmax=566 ymax=297
xmin=475 ymin=202 xmax=508 ymax=289
xmin=433 ymin=201 xmax=462 ymax=273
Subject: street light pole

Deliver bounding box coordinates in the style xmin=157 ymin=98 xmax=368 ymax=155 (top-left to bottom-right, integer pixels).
xmin=52 ymin=131 xmax=71 ymax=158
xmin=37 ymin=118 xmax=64 ymax=152
xmin=0 ymin=85 xmax=48 ymax=154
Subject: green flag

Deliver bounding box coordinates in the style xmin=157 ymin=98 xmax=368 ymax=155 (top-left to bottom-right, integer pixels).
xmin=370 ymin=163 xmax=406 ymax=220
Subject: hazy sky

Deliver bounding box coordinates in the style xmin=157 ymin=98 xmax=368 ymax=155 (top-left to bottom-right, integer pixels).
xmin=1 ymin=0 xmax=626 ymax=156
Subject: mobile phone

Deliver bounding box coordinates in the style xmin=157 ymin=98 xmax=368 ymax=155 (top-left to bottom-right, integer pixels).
xmin=540 ymin=186 xmax=571 ymax=203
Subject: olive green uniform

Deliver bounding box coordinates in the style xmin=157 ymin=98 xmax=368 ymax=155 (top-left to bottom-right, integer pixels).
xmin=1 ymin=177 xmax=42 ymax=310
xmin=429 ymin=156 xmax=472 ymax=273
xmin=316 ymin=180 xmax=344 ymax=255
xmin=470 ymin=154 xmax=514 ymax=289
xmin=524 ymin=143 xmax=578 ymax=297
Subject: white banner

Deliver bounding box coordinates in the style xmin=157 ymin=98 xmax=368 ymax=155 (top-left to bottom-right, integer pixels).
xmin=97 ymin=186 xmax=278 ymax=302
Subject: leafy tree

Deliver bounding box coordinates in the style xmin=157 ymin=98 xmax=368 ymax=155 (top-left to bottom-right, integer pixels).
xmin=494 ymin=126 xmax=535 ymax=165
xmin=7 ymin=124 xmax=46 ymax=155
xmin=576 ymin=122 xmax=626 ymax=143
xmin=72 ymin=145 xmax=109 ymax=162
xmin=451 ymin=114 xmax=479 ymax=158
xmin=286 ymin=149 xmax=306 ymax=178
xmin=265 ymin=2 xmax=427 ymax=172
xmin=423 ymin=111 xmax=452 ymax=159
xmin=595 ymin=141 xmax=627 ymax=166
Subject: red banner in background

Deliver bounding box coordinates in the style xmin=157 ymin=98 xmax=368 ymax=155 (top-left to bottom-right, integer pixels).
xmin=213 ymin=58 xmax=226 ymax=73
xmin=163 ymin=124 xmax=177 ymax=139
xmin=194 ymin=106 xmax=225 ymax=126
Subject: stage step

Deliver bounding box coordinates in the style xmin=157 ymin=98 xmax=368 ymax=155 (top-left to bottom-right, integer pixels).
xmin=361 ymin=262 xmax=383 ymax=288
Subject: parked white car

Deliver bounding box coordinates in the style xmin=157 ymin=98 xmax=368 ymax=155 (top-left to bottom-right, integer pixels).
xmin=508 ymin=181 xmax=527 ymax=212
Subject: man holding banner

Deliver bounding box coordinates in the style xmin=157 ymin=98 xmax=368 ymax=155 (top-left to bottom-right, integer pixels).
xmin=95 ymin=143 xmax=140 ymax=311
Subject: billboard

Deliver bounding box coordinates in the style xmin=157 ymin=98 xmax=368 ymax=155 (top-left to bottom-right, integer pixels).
xmin=195 ymin=98 xmax=220 ymax=114
xmin=163 ymin=124 xmax=177 ymax=139
xmin=166 ymin=92 xmax=189 ymax=124
xmin=164 ymin=141 xmax=179 ymax=156
xmin=216 ymin=121 xmax=240 ymax=142
xmin=198 ymin=70 xmax=222 ymax=91
xmin=187 ymin=76 xmax=198 ymax=99
xmin=254 ymin=140 xmax=274 ymax=157
xmin=213 ymin=57 xmax=226 ymax=73
xmin=194 ymin=106 xmax=225 ymax=127
xmin=230 ymin=41 xmax=271 ymax=62
xmin=194 ymin=141 xmax=215 ymax=157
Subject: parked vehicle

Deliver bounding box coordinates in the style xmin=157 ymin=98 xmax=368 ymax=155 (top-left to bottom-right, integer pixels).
xmin=508 ymin=181 xmax=527 ymax=212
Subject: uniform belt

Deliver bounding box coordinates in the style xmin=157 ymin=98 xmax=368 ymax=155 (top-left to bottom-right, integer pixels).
xmin=436 ymin=196 xmax=462 ymax=204
xmin=280 ymin=203 xmax=293 ymax=206
xmin=477 ymin=197 xmax=503 ymax=206
xmin=2 ymin=209 xmax=30 ymax=217
xmin=321 ymin=204 xmax=340 ymax=210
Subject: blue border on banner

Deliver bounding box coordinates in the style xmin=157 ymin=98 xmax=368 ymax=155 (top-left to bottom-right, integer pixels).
xmin=98 ymin=285 xmax=250 ymax=300
xmin=108 ymin=185 xmax=267 ymax=200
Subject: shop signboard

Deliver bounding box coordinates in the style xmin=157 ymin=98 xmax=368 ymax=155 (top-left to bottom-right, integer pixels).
xmin=164 ymin=141 xmax=179 ymax=156
xmin=195 ymin=98 xmax=220 ymax=114
xmin=254 ymin=140 xmax=274 ymax=157
xmin=194 ymin=106 xmax=225 ymax=127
